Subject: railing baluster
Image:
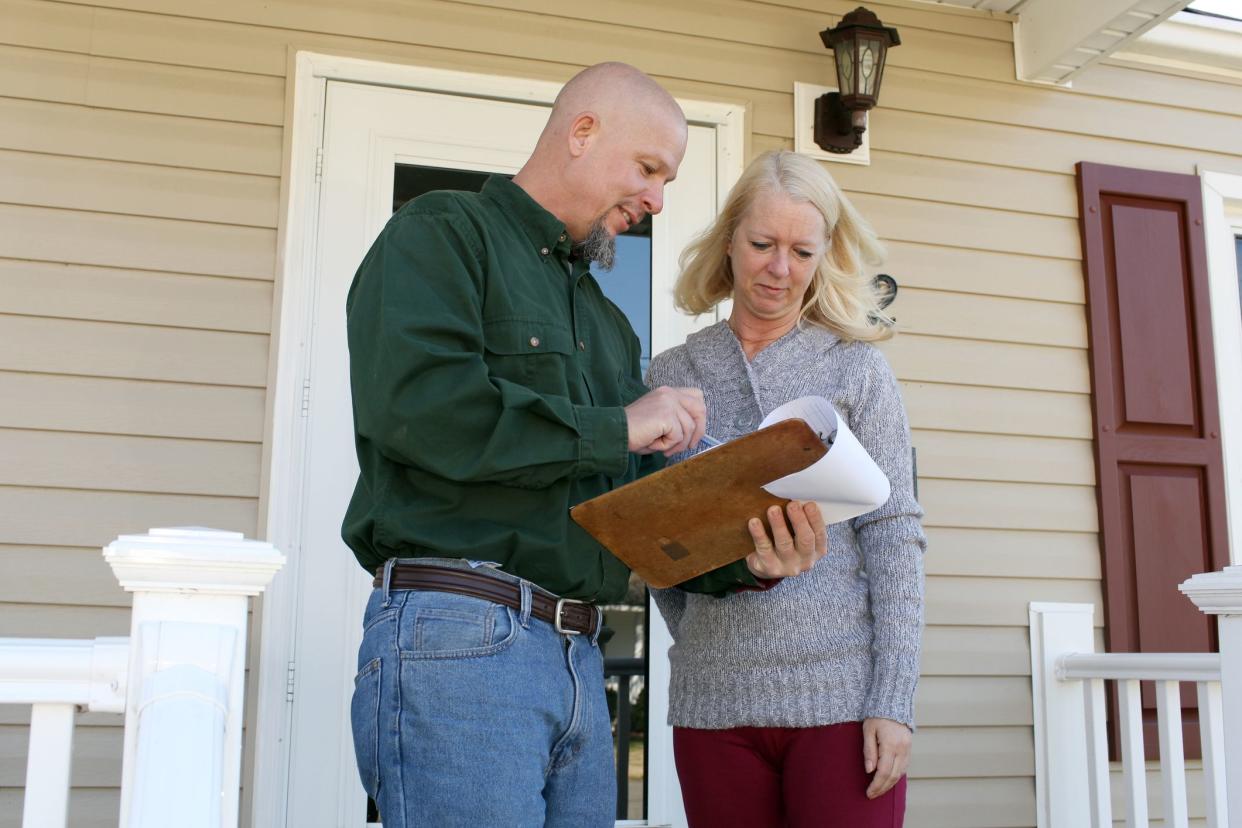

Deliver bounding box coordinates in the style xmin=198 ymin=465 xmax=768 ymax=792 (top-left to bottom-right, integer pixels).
xmin=1084 ymin=677 xmax=1112 ymax=828
xmin=1196 ymin=680 xmax=1227 ymax=828
xmin=1118 ymin=678 xmax=1149 ymax=828
xmin=21 ymin=703 xmax=75 ymax=828
xmin=615 ymin=673 xmax=632 ymax=821
xmin=1154 ymin=680 xmax=1189 ymax=827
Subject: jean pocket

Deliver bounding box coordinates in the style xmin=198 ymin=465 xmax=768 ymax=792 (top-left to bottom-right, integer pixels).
xmin=409 ymin=603 xmax=518 ymax=660
xmin=350 ymin=657 xmax=382 ymax=798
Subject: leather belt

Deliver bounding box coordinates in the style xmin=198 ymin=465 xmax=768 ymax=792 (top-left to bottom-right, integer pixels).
xmin=373 ymin=562 xmax=599 ymax=636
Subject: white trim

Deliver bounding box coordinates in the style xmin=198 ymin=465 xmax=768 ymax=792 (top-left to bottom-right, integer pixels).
xmin=1112 ymin=10 xmax=1242 ymax=81
xmin=792 ymin=82 xmax=870 ymax=166
xmin=256 ymin=50 xmax=745 ymax=828
xmin=1198 ymin=167 xmax=1242 ymax=567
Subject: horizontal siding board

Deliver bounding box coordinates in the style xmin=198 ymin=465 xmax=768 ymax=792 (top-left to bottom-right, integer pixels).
xmin=909 ymin=725 xmax=1033 ymax=778
xmin=0 ymin=788 xmax=121 ymax=828
xmin=30 ymin=0 xmax=1239 ymax=162
xmin=902 ymin=382 xmax=1093 ymax=440
xmin=920 ymin=479 xmax=1099 ymax=532
xmin=857 ymin=192 xmax=1081 ymax=259
xmin=926 ymin=575 xmax=1101 ymax=626
xmin=0 ymin=722 xmax=122 ymax=786
xmin=906 ymin=776 xmax=1035 ymax=827
xmin=0 ymin=0 xmax=1011 ymax=79
xmin=448 ymin=0 xmax=1017 ymax=56
xmin=1 ymin=0 xmax=92 ymax=53
xmin=0 ymin=150 xmax=279 ymax=228
xmin=0 ymin=97 xmax=282 ymax=176
xmin=0 ymin=260 xmax=274 ymax=333
xmin=880 ymin=67 xmax=1242 ymax=157
xmin=0 ymin=204 xmax=275 ymax=280
xmin=0 ymin=44 xmax=284 ymax=125
xmin=884 ymin=241 xmax=1086 ymax=305
xmin=915 ymin=676 xmax=1033 ymax=726
xmin=911 ymin=429 xmax=1095 ymax=486
xmin=883 ymin=335 xmax=1090 ymax=394
xmin=0 ymin=603 xmax=131 ymax=639
xmin=0 ymin=486 xmax=258 ymax=548
xmin=865 ymin=109 xmax=1242 ymax=179
xmin=0 ymin=371 xmax=265 ymax=442
xmin=0 ymin=545 xmax=130 ymax=607
xmin=921 ymin=625 xmax=1034 ymax=676
xmin=831 ymin=152 xmax=1078 ymax=218
xmin=1077 ymin=61 xmax=1242 ymax=119
xmin=0 ymin=429 xmax=261 ymax=497
xmin=924 ymin=527 xmax=1102 ymax=580
xmin=0 ymin=315 xmax=269 ymax=386
xmin=894 ymin=288 xmax=1087 ymax=349
xmin=52 ymin=0 xmax=1017 ymax=41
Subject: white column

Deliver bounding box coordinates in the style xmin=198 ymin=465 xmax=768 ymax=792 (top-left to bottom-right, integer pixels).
xmin=1181 ymin=566 xmax=1242 ymax=828
xmin=1028 ymin=602 xmax=1097 ymax=828
xmin=104 ymin=528 xmax=284 ymax=828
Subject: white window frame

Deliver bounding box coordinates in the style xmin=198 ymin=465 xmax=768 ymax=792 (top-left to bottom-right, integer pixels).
xmin=1199 ymin=167 xmax=1242 ymax=565
xmin=253 ymin=50 xmax=744 ymax=828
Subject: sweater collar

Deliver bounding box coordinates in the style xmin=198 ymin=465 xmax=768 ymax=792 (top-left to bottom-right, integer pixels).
xmin=685 ymin=319 xmax=839 ymax=378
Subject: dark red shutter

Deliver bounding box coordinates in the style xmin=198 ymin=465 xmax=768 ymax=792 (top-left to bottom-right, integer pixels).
xmin=1077 ymin=162 xmax=1230 ymax=759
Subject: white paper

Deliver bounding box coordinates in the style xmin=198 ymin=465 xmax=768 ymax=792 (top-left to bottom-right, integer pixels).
xmin=757 ymin=396 xmax=891 ymax=523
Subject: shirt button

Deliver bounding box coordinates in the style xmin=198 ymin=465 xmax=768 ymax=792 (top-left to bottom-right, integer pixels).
xmin=529 ymin=336 xmax=540 ymax=347
xmin=559 ymin=234 xmax=567 ymax=242
xmin=578 ymin=340 xmax=586 ymax=351
xmin=540 ymin=247 xmax=549 ymax=255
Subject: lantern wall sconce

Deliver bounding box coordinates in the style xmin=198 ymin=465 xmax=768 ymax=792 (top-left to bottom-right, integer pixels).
xmin=814 ymin=7 xmax=901 ymax=155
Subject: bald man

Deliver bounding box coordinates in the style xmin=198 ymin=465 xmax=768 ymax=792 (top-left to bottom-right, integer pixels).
xmin=342 ymin=63 xmax=720 ymax=826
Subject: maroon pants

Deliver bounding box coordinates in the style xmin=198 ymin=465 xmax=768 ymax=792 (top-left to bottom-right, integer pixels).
xmin=673 ymin=723 xmax=906 ymax=828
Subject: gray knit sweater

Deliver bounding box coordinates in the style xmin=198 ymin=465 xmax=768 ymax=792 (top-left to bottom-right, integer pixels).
xmin=646 ymin=320 xmax=926 ymax=729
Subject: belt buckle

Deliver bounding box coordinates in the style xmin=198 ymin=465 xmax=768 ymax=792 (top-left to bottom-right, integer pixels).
xmin=554 ymin=597 xmax=589 ymax=636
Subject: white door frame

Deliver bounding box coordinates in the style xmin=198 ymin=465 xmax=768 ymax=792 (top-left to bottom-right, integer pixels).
xmin=254 ymin=50 xmax=744 ymax=828
xmin=1199 ymin=167 xmax=1242 ymax=565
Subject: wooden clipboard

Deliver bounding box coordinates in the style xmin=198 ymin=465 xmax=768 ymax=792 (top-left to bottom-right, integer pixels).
xmin=570 ymin=419 xmax=827 ymax=588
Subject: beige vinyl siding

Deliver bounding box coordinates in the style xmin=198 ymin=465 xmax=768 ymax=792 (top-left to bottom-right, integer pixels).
xmin=2 ymin=0 xmax=1240 ymax=824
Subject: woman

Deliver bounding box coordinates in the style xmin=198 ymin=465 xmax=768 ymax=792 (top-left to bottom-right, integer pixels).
xmin=647 ymin=150 xmax=925 ymax=828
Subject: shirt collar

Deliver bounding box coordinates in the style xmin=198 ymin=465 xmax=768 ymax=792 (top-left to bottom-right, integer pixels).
xmin=482 ymin=176 xmax=574 ymax=258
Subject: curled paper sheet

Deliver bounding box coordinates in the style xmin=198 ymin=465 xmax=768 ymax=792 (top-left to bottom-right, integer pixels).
xmin=758 ymin=396 xmax=891 ymax=523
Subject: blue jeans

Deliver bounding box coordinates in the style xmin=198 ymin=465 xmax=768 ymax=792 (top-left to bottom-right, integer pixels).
xmin=350 ymin=558 xmax=615 ymax=827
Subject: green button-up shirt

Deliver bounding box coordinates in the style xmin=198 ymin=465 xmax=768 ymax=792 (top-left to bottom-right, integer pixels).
xmin=342 ymin=176 xmax=754 ymax=603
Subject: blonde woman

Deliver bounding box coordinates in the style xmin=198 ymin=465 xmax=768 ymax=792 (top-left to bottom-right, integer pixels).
xmin=648 ymin=150 xmax=925 ymax=827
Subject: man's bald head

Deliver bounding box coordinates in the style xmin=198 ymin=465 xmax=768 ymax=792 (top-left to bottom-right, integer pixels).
xmin=545 ymin=62 xmax=685 ymax=143
xmin=513 ymin=63 xmax=689 ymax=254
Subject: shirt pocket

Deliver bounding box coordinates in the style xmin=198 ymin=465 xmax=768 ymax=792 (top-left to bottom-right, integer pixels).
xmin=481 ymin=317 xmax=575 ymax=396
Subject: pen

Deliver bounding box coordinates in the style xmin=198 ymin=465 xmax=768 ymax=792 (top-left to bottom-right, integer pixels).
xmin=699 ymin=434 xmax=723 ymax=448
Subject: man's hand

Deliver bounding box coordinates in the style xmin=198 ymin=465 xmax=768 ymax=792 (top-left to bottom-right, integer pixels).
xmin=744 ymin=501 xmax=827 ymax=578
xmin=862 ymin=717 xmax=911 ymax=799
xmin=625 ymin=386 xmax=706 ymax=456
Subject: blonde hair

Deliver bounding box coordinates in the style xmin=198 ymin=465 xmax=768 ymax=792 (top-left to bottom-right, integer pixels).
xmin=674 ymin=150 xmax=892 ymax=342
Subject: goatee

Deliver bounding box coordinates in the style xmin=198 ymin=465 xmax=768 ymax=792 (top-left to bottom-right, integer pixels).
xmin=573 ymin=215 xmax=616 ymax=271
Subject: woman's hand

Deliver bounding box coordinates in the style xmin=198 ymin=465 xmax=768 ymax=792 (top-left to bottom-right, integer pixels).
xmin=862 ymin=717 xmax=912 ymax=799
xmin=744 ymin=501 xmax=827 ymax=578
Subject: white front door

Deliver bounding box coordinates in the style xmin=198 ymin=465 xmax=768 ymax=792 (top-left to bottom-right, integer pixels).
xmin=263 ymin=66 xmax=732 ymax=828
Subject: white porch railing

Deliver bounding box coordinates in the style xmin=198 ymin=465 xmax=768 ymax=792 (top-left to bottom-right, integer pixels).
xmin=1030 ymin=566 xmax=1242 ymax=828
xmin=0 ymin=528 xmax=284 ymax=828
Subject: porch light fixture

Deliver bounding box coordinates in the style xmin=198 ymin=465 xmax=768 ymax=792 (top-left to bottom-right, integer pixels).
xmin=815 ymin=7 xmax=900 ymax=154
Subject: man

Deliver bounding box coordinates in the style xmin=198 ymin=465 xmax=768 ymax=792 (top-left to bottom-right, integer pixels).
xmin=343 ymin=62 xmax=823 ymax=827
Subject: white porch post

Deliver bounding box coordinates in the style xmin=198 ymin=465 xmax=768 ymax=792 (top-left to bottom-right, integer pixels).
xmin=1029 ymin=602 xmax=1099 ymax=828
xmin=1181 ymin=566 xmax=1242 ymax=827
xmin=104 ymin=528 xmax=284 ymax=828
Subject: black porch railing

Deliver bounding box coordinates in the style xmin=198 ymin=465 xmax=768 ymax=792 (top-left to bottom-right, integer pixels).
xmin=604 ymin=656 xmax=646 ymax=820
